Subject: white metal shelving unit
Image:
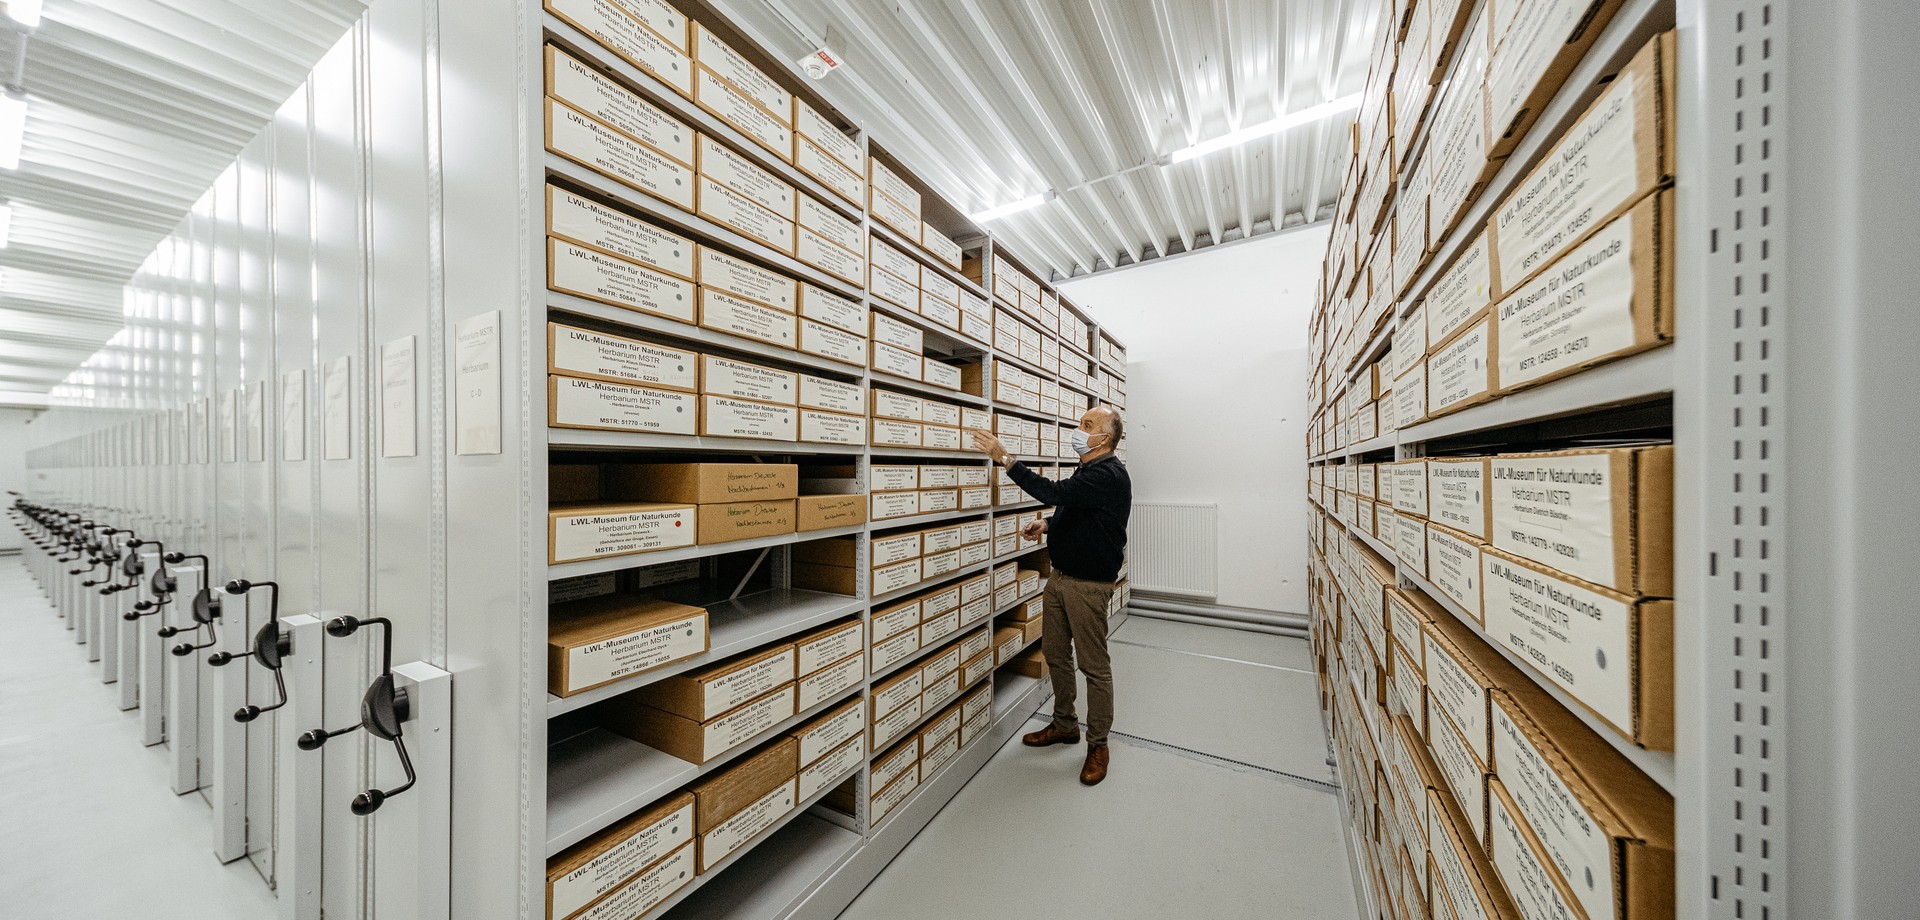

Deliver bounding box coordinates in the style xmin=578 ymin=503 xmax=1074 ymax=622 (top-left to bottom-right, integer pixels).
xmin=514 ymin=3 xmax=1133 ymax=919
xmin=1304 ymin=0 xmax=1920 ymax=916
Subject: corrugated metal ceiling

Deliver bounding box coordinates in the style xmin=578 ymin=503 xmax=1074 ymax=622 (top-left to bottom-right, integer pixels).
xmin=0 ymin=0 xmax=364 ymax=404
xmin=715 ymin=0 xmax=1378 ymax=280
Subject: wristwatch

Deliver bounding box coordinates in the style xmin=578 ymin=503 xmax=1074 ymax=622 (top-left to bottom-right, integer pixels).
xmin=996 ymin=453 xmax=1012 ymax=467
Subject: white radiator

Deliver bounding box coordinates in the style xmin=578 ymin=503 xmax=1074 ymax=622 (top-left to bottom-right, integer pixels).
xmin=1127 ymin=502 xmax=1217 ymax=599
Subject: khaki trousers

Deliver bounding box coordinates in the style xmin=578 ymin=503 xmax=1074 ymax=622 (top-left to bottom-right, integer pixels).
xmin=1042 ymin=572 xmax=1116 ymax=745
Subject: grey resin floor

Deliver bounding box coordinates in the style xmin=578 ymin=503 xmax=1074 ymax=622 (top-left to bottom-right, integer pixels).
xmin=0 ymin=557 xmax=278 ymax=920
xmin=838 ymin=615 xmax=1357 ymax=920
xmin=0 ymin=554 xmax=1355 ymax=920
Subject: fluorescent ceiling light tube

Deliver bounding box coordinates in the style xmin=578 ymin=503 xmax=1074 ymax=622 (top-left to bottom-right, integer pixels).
xmin=971 ymin=190 xmax=1054 ymax=222
xmin=1168 ymin=93 xmax=1364 ymax=164
xmin=0 ymin=91 xmax=25 ymax=170
xmin=6 ymin=0 xmax=41 ymax=28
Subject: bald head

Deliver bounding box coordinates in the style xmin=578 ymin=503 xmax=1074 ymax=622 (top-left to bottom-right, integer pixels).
xmin=1078 ymin=406 xmax=1123 ymax=457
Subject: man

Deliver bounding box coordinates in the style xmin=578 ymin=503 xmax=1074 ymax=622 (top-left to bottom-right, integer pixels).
xmin=969 ymin=405 xmax=1131 ymax=786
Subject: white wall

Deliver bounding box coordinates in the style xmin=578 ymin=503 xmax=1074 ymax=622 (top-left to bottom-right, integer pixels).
xmin=1060 ymin=225 xmax=1326 ymax=614
xmin=0 ymin=408 xmax=35 ymax=552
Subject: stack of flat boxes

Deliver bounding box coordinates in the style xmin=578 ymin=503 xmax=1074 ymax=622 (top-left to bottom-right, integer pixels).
xmin=601 ymin=639 xmax=799 ymax=766
xmin=1307 ymin=6 xmax=1681 ymax=916
xmin=867 ymin=577 xmax=996 ymax=676
xmin=864 ymin=628 xmax=995 ymax=824
xmin=989 ymin=511 xmax=1047 ymax=560
xmin=867 ymin=234 xmax=972 ymax=351
xmin=862 ymin=513 xmax=996 ymax=599
xmin=548 ymin=462 xmax=865 ymax=565
xmin=866 ymin=464 xmax=993 ymax=523
xmin=868 ymin=389 xmax=987 ymax=454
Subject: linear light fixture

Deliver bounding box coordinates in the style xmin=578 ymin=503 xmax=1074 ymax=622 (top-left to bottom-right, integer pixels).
xmin=1167 ymin=94 xmax=1364 ymax=164
xmin=0 ymin=90 xmax=24 ymax=170
xmin=971 ymin=189 xmax=1055 ymax=222
xmin=4 ymin=0 xmax=40 ymax=29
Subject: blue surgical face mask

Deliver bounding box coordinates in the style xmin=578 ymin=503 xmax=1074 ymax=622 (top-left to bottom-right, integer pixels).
xmin=1071 ymin=429 xmax=1097 ymax=456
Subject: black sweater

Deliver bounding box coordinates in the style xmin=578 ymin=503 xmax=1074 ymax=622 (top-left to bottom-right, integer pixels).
xmin=1007 ymin=454 xmax=1132 ymax=583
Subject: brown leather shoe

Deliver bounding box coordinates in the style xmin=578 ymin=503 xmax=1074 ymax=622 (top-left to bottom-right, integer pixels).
xmin=1080 ymin=743 xmax=1110 ymax=785
xmin=1022 ymin=724 xmax=1081 ymax=747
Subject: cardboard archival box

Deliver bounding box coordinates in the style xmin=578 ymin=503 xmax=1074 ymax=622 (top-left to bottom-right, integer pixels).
xmin=691 ymin=66 xmax=791 ymax=161
xmin=796 ymin=319 xmax=866 ymax=366
xmin=1487 ymin=778 xmax=1587 ymax=920
xmin=797 ymin=194 xmax=861 ymax=254
xmin=870 ymin=693 xmax=925 ymax=750
xmin=1492 ymin=32 xmax=1676 ymax=295
xmin=1429 ymin=786 xmax=1525 ymax=920
xmin=698 ymin=135 xmax=796 ymax=220
xmin=1489 ymin=444 xmax=1673 ymax=596
xmin=546 ymin=45 xmax=695 ymax=167
xmin=688 ymin=736 xmax=797 ymax=834
xmin=920 ymin=667 xmax=963 ymax=710
xmin=796 ymin=409 xmax=862 ymax=445
xmin=1496 ymin=190 xmax=1675 ymax=393
xmin=697 ymin=355 xmax=797 ymax=405
xmin=1392 ymin=459 xmax=1429 ymax=517
xmin=545 ymin=100 xmax=695 ymax=212
xmin=868 ymin=157 xmax=922 ymax=216
xmin=794 ymin=695 xmax=866 ymax=766
xmin=1436 ymin=522 xmax=1489 ymax=622
xmin=871 ymin=666 xmax=925 ymax=721
xmin=547 ymin=594 xmax=708 ymax=697
xmin=1428 ymin=233 xmax=1494 ymax=351
xmin=628 ymin=642 xmax=796 ymax=721
xmin=797 ymin=734 xmax=864 ymax=802
xmin=871 ymin=735 xmax=919 ymax=793
xmin=603 ymin=462 xmax=796 ymax=504
xmin=698 ymin=777 xmax=795 ymax=871
xmin=548 ymin=323 xmax=699 ymax=393
xmin=794 ymin=138 xmax=862 ymax=206
xmin=870 ymin=419 xmax=922 ymax=448
xmin=1486 ymin=0 xmax=1628 ymax=157
xmin=1428 ymin=457 xmax=1493 ymax=540
xmin=870 ymin=311 xmax=924 ymax=353
xmin=869 ymin=629 xmax=921 ymax=673
xmin=698 ymin=287 xmax=796 ymax=349
xmin=993 ymin=625 xmax=1025 ymax=664
xmin=699 ymin=395 xmax=797 ymax=441
xmin=868 ymin=267 xmax=921 ymax=313
xmin=545 ymin=791 xmax=693 ymax=920
xmin=563 ymin=842 xmax=694 ymax=920
xmin=869 ymin=528 xmax=921 ymax=561
xmin=1430 ymin=700 xmax=1493 ymax=844
xmin=795 ymin=652 xmax=861 ymax=709
xmin=1426 ymin=316 xmax=1497 ymax=416
xmin=544 ymin=0 xmax=693 ymax=97
xmin=871 ymin=558 xmax=923 ymax=595
xmin=871 ymin=343 xmax=923 ymax=381
xmin=869 ymin=757 xmax=919 ymax=824
xmin=1481 ymin=546 xmax=1675 ymax=749
xmin=697 ymin=175 xmax=796 ymax=255
xmin=1421 ymin=606 xmax=1501 ymax=772
xmin=691 ymin=22 xmax=792 ymax=125
xmin=869 ymin=189 xmax=921 ymax=243
xmin=920 ymin=726 xmax=961 ymax=776
xmin=549 ymin=502 xmax=697 ymax=564
xmin=696 ymin=499 xmax=794 ymax=544
xmin=549 ymin=237 xmax=697 ymax=323
xmin=697 ymin=244 xmax=798 ymax=311
xmin=796 ymin=493 xmax=863 ymax=530
xmin=797 ymin=373 xmax=863 ymax=414
xmin=791 ymin=562 xmax=857 ymax=596
xmin=1493 ymin=686 xmax=1675 ymax=920
xmin=603 ymin=682 xmax=796 ymax=764
xmin=869 ymin=237 xmax=919 ymax=283
xmin=793 ymin=97 xmax=860 ymax=171
xmin=545 ymin=185 xmax=695 ymax=280
xmin=872 ymin=389 xmax=924 ymax=421
xmin=871 ymin=599 xmax=922 ymax=643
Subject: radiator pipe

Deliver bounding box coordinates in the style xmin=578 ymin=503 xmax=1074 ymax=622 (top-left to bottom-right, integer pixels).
xmin=1128 ymin=595 xmax=1310 ymax=630
xmin=1127 ymin=607 xmax=1309 ymax=638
